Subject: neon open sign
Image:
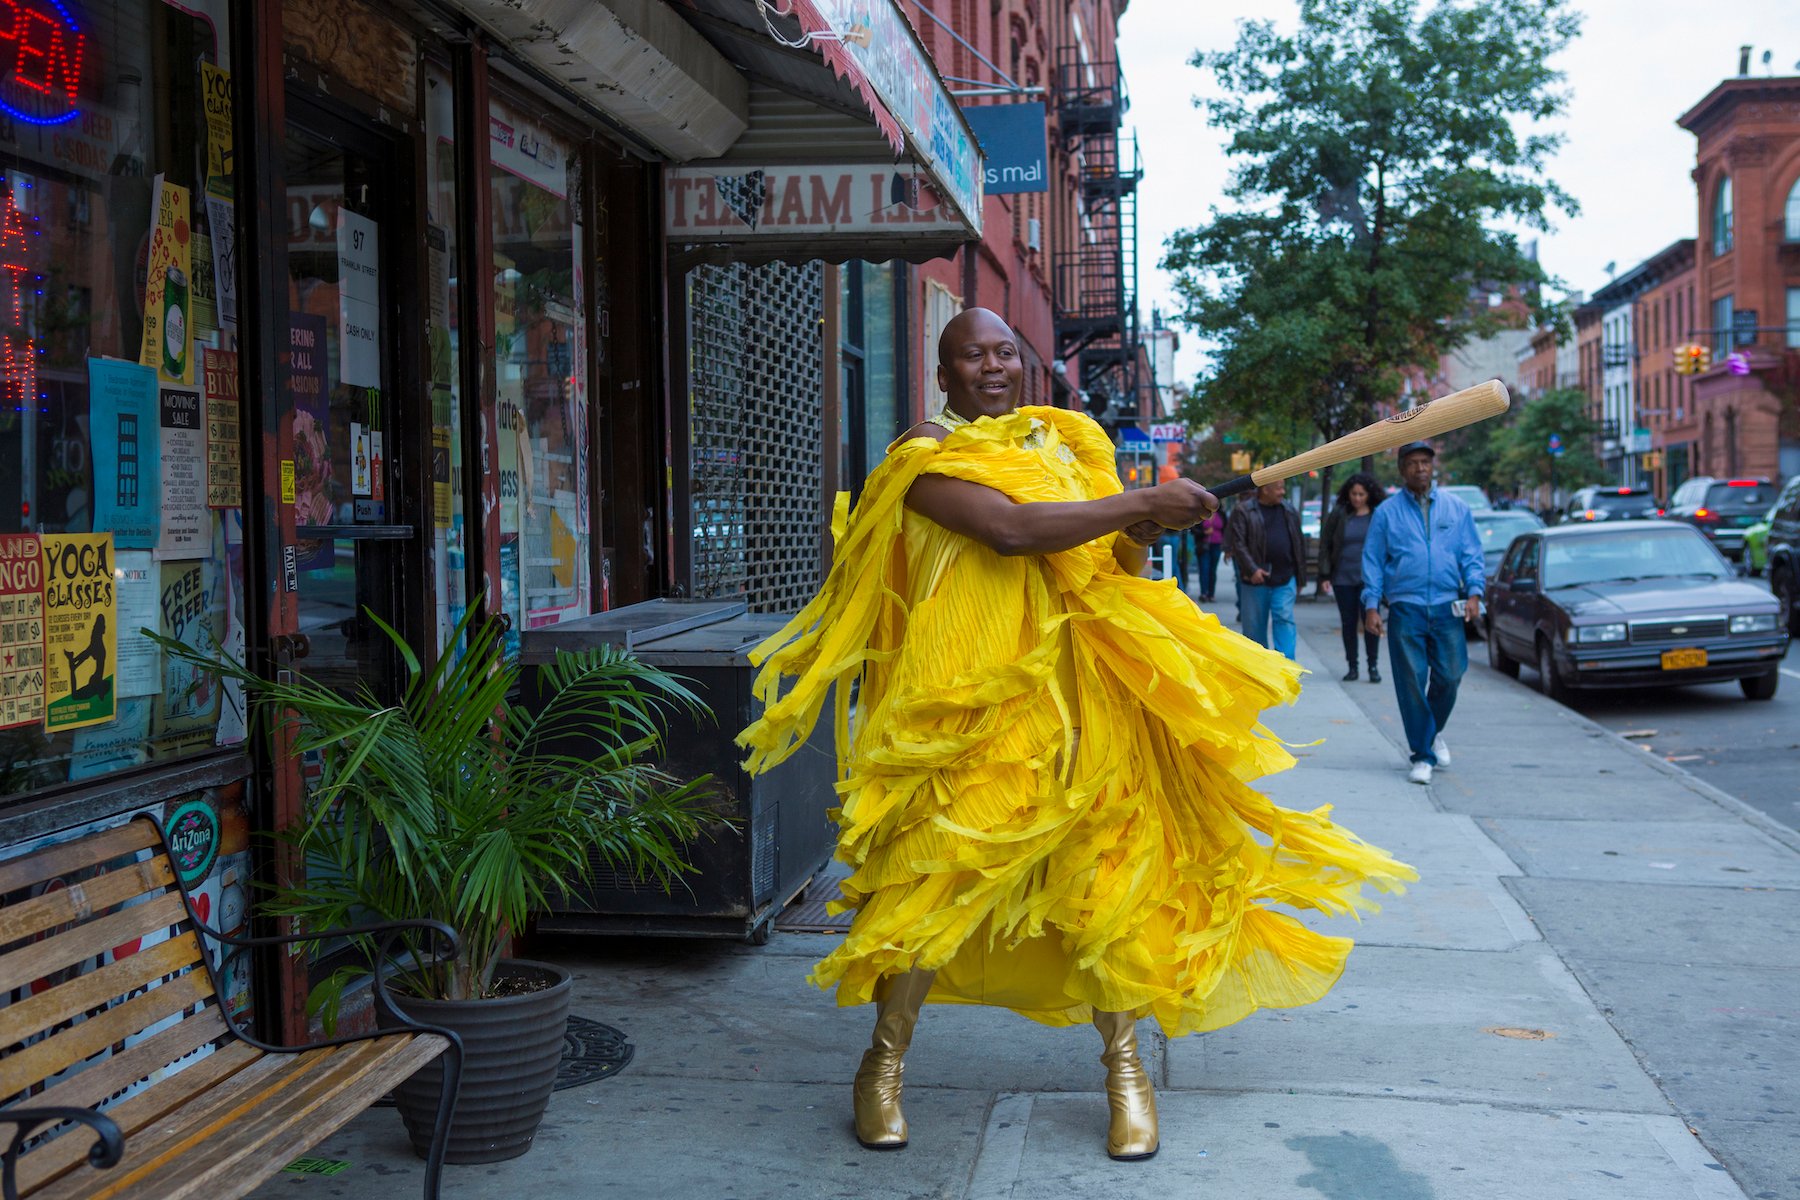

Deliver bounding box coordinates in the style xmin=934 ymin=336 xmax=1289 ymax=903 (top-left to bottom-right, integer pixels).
xmin=0 ymin=0 xmax=85 ymax=126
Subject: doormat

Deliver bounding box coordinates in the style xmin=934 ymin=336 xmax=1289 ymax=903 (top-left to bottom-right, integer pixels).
xmin=554 ymin=1015 xmax=635 ymax=1091
xmin=376 ymin=1016 xmax=632 ymax=1106
xmin=774 ymin=861 xmax=853 ymax=933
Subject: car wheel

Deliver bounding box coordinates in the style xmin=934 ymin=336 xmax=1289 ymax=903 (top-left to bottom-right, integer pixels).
xmin=1773 ymin=565 xmax=1799 ymax=636
xmin=1487 ymin=622 xmax=1520 ymax=678
xmin=1536 ymin=636 xmax=1570 ymax=703
xmin=1740 ymin=669 xmax=1779 ymax=701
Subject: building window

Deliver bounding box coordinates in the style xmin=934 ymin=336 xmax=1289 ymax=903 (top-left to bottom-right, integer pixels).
xmin=1786 ymin=177 xmax=1800 ymax=242
xmin=1711 ymin=294 xmax=1733 ymax=357
xmin=1711 ymin=175 xmax=1733 ymax=255
xmin=489 ymin=93 xmax=590 ymax=632
xmin=1789 ymin=287 xmax=1800 ymax=350
xmin=2 ymin=2 xmax=247 ymax=802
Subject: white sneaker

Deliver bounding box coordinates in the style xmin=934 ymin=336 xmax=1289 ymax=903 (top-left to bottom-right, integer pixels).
xmin=1408 ymin=761 xmax=1433 ymax=785
xmin=1431 ymin=735 xmax=1450 ymax=768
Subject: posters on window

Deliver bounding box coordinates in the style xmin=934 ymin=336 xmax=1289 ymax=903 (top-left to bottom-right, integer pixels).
xmin=205 ymin=349 xmax=242 ymax=508
xmin=158 ymin=385 xmax=207 ymax=559
xmin=336 ymin=209 xmax=381 ymax=389
xmin=68 ymin=697 xmax=151 ymax=780
xmin=139 ymin=178 xmax=195 ymax=386
xmin=287 ymin=312 xmax=333 ymax=568
xmin=88 ymin=359 xmax=162 ymax=550
xmin=113 ymin=551 xmax=160 ymax=699
xmin=207 ymin=197 xmax=238 ymax=328
xmin=0 ymin=534 xmax=45 ymax=730
xmin=155 ymin=558 xmax=224 ymax=756
xmin=42 ymin=533 xmax=117 ymax=733
xmin=201 ymin=64 xmax=234 ymax=200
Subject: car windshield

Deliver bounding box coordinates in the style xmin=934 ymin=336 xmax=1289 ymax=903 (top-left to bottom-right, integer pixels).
xmin=1442 ymin=485 xmax=1491 ymax=510
xmin=1587 ymin=491 xmax=1654 ymax=512
xmin=1543 ymin=530 xmax=1730 ymax=588
xmin=1703 ymin=482 xmax=1774 ymax=512
xmin=1476 ymin=514 xmax=1541 ymax=553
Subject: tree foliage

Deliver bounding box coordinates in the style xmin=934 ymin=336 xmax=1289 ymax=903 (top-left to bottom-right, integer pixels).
xmin=1436 ymin=386 xmax=1602 ymax=501
xmin=1166 ymin=0 xmax=1581 ymax=503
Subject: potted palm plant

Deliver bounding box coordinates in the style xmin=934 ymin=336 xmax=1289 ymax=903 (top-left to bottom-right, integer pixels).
xmin=155 ymin=607 xmax=718 ymax=1164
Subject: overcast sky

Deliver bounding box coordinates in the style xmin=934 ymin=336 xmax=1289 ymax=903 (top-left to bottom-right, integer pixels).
xmin=1117 ymin=0 xmax=1799 ymax=385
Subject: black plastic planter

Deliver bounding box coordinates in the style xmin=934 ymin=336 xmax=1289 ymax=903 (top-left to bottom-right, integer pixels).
xmin=382 ymin=958 xmax=573 ymax=1164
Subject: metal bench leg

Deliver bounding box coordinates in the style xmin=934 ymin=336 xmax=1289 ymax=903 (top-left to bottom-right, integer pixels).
xmin=422 ymin=1038 xmax=463 ymax=1200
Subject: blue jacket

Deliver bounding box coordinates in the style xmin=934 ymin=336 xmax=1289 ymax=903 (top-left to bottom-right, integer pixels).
xmin=1360 ymin=486 xmax=1485 ymax=610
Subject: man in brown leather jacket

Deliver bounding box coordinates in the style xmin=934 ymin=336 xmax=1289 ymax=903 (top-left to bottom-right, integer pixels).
xmin=1222 ymin=480 xmax=1305 ymax=658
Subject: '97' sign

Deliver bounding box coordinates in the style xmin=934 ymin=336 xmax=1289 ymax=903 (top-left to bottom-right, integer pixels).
xmin=0 ymin=0 xmax=85 ymax=126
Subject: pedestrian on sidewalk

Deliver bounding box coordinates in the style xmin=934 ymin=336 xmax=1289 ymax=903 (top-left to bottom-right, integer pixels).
xmin=1223 ymin=479 xmax=1304 ymax=658
xmin=1361 ymin=440 xmax=1485 ymax=785
xmin=1193 ymin=506 xmax=1224 ymax=602
xmin=739 ymin=308 xmax=1413 ymax=1165
xmin=1318 ymin=472 xmax=1384 ymax=683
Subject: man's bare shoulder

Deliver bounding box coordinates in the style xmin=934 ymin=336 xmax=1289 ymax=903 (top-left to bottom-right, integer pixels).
xmin=900 ymin=421 xmax=950 ymax=443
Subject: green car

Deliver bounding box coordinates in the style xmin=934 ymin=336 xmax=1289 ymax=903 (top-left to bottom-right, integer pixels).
xmin=1745 ymin=499 xmax=1780 ymax=574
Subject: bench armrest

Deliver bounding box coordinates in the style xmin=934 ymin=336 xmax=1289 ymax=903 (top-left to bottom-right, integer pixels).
xmin=2 ymin=1108 xmax=124 ymax=1200
xmin=179 ymin=900 xmax=462 ymax=1054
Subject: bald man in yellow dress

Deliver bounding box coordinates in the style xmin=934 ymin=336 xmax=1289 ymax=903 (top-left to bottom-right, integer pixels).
xmin=739 ymin=308 xmax=1414 ymax=1161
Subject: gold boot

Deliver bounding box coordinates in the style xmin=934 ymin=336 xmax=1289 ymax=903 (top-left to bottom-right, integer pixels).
xmin=1093 ymin=1010 xmax=1159 ymax=1161
xmin=852 ymin=968 xmax=935 ymax=1149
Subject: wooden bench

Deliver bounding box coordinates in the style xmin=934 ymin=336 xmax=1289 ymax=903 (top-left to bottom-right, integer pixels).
xmin=1 ymin=816 xmax=463 ymax=1200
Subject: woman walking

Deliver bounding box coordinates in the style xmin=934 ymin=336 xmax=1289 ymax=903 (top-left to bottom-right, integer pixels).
xmin=1320 ymin=472 xmax=1383 ymax=682
xmin=1194 ymin=507 xmax=1224 ymax=602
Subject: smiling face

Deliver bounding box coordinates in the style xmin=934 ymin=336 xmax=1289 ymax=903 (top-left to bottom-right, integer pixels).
xmin=937 ymin=308 xmax=1023 ymax=419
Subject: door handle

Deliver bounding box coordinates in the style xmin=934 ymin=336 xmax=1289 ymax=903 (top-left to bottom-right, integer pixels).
xmin=271 ymin=633 xmax=311 ymax=660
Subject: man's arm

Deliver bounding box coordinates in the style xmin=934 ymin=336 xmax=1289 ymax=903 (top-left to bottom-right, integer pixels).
xmin=1361 ymin=506 xmax=1389 ymax=611
xmin=1455 ymin=506 xmax=1486 ymax=615
xmin=904 ymin=467 xmax=1217 ymax=558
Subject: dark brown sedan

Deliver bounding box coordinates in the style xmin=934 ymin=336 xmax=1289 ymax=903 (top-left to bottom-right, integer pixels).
xmin=1483 ymin=521 xmax=1789 ymax=702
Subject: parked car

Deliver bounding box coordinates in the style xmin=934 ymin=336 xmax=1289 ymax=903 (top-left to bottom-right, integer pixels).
xmin=1665 ymin=476 xmax=1777 ymax=561
xmin=1440 ymin=484 xmax=1492 ymax=512
xmin=1484 ymin=520 xmax=1788 ymax=702
xmin=1557 ymin=484 xmax=1662 ymax=525
xmin=1743 ymin=501 xmax=1776 ymax=575
xmin=1763 ymin=474 xmax=1800 ymax=634
xmin=1468 ymin=510 xmax=1545 ymax=636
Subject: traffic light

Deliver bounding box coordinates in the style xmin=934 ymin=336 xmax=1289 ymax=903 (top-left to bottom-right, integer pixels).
xmin=1673 ymin=343 xmax=1711 ymax=375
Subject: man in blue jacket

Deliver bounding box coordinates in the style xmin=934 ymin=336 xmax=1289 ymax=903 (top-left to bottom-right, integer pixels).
xmin=1361 ymin=440 xmax=1485 ymax=785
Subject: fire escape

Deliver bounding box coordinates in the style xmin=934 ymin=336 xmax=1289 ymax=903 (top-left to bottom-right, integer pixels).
xmin=1052 ymin=45 xmax=1142 ymax=423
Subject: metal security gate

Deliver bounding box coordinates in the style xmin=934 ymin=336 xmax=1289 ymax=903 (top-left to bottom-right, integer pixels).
xmin=685 ymin=261 xmax=825 ymax=612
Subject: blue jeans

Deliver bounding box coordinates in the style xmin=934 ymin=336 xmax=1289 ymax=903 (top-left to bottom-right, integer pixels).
xmin=1197 ymin=544 xmax=1222 ymax=598
xmin=1239 ymin=578 xmax=1297 ymax=659
xmin=1386 ymin=602 xmax=1468 ymax=764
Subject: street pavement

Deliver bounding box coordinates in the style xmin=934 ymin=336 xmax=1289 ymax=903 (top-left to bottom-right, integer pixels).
xmin=1573 ymin=631 xmax=1799 ymax=835
xmin=249 ymin=572 xmax=1795 ymax=1200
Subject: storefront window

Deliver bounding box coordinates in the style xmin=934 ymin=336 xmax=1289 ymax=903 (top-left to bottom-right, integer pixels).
xmin=489 ymin=93 xmax=589 ymax=637
xmin=425 ymin=65 xmax=468 ymax=652
xmin=1 ymin=1 xmax=246 ymax=801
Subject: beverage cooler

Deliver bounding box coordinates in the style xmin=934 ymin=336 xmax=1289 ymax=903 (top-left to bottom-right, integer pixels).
xmin=519 ymin=600 xmax=837 ymax=943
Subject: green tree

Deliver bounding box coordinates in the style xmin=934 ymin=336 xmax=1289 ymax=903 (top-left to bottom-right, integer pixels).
xmin=1168 ymin=0 xmax=1580 ymax=505
xmin=1491 ymin=386 xmax=1603 ymax=501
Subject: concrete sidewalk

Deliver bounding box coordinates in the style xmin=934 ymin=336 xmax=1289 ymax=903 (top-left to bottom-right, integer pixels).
xmin=248 ymin=580 xmax=1789 ymax=1200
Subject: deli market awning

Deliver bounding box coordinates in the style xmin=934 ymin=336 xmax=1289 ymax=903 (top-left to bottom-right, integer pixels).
xmin=668 ymin=0 xmax=983 ymax=264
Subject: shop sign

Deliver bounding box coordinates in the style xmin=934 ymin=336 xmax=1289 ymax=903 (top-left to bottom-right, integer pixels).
xmin=41 ymin=531 xmax=116 ymax=732
xmin=1149 ymin=423 xmax=1187 ymax=443
xmin=802 ymin=0 xmax=982 ymax=226
xmin=0 ymin=532 xmax=45 ymax=730
xmin=0 ymin=1 xmax=85 ymax=127
xmin=664 ymin=165 xmax=967 ymax=238
xmin=489 ymin=103 xmax=566 ymax=199
xmin=961 ymin=103 xmax=1047 ymax=195
xmin=164 ymin=798 xmax=219 ymax=887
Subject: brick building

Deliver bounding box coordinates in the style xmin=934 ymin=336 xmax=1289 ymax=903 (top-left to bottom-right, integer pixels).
xmin=1673 ymin=74 xmax=1800 ymax=482
xmin=912 ymin=0 xmax=1142 ymax=429
xmin=1631 ymin=240 xmax=1698 ymax=496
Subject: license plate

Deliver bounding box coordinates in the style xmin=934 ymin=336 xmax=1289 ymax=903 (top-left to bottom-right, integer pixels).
xmin=1661 ymin=648 xmax=1707 ymax=670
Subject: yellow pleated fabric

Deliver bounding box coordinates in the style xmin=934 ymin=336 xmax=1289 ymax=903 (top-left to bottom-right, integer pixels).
xmin=738 ymin=406 xmax=1416 ymax=1036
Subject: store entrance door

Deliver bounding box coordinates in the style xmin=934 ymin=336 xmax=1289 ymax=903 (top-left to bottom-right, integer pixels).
xmin=277 ymin=95 xmax=426 ymax=696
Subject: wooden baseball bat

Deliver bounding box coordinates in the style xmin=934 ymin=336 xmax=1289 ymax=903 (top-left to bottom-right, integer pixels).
xmin=1207 ymin=379 xmax=1511 ymax=500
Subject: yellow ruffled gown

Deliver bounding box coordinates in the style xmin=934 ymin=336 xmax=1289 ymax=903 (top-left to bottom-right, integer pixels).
xmin=738 ymin=405 xmax=1415 ymax=1036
